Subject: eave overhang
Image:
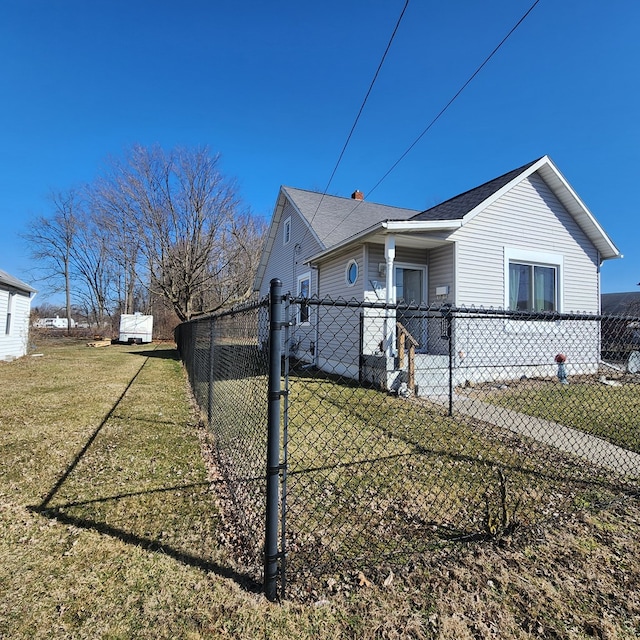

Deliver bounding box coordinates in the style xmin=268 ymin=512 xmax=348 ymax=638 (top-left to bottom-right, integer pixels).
xmin=306 ymin=219 xmax=462 ymax=265
xmin=460 ymin=155 xmax=622 ymax=262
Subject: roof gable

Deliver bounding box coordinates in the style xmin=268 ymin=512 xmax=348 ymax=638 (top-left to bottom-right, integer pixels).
xmin=411 ymin=159 xmax=541 ymax=221
xmin=0 ymin=269 xmax=35 ymax=294
xmin=255 ymin=155 xmax=621 ymax=290
xmin=414 ymin=155 xmax=620 ymax=261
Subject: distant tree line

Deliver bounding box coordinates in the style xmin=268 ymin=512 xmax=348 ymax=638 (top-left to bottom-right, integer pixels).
xmin=23 ymin=145 xmax=266 ymax=333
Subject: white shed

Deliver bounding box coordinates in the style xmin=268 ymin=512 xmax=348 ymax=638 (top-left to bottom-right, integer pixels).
xmin=0 ymin=269 xmax=36 ymax=361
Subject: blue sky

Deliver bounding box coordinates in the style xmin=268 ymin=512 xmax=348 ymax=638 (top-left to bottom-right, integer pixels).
xmin=1 ymin=0 xmax=638 ymax=299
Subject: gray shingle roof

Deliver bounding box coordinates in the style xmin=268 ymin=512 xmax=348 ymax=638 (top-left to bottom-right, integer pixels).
xmin=411 ymin=158 xmax=542 ymax=221
xmin=601 ymin=292 xmax=640 ymax=316
xmin=285 ymin=159 xmax=543 ymax=250
xmin=0 ymin=269 xmax=36 ymax=293
xmin=283 ymin=187 xmax=420 ymax=249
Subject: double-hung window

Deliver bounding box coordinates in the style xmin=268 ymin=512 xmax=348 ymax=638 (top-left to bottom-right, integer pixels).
xmin=5 ymin=292 xmax=15 ymax=335
xmin=283 ymin=217 xmax=291 ymax=245
xmin=505 ymin=249 xmax=562 ymax=313
xmin=297 ymin=272 xmax=311 ymax=324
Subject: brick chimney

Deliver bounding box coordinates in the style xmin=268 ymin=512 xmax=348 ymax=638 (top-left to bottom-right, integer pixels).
xmin=351 ymin=190 xmax=364 ymax=200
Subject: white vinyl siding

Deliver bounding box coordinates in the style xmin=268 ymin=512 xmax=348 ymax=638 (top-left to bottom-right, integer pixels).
xmin=395 ymin=246 xmax=428 ymax=267
xmin=315 ymin=248 xmax=367 ymax=370
xmin=258 ymin=198 xmax=322 ymax=362
xmin=448 ymin=175 xmax=601 ymax=375
xmin=427 ymin=244 xmax=455 ymax=355
xmin=452 ymin=175 xmax=600 ymax=313
xmin=317 ymin=247 xmax=366 ymax=300
xmin=0 ymin=288 xmax=31 ymax=360
xmin=427 ymin=244 xmax=455 ymax=304
xmin=364 ymin=244 xmax=386 ymax=302
xmin=258 ymin=199 xmax=322 ymax=299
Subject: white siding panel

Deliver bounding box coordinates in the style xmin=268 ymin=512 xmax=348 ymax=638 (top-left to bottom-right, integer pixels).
xmin=0 ymin=289 xmax=31 ymax=360
xmin=318 ymin=247 xmax=366 ymax=300
xmin=365 ymin=244 xmax=387 ymax=302
xmin=260 ymin=198 xmax=323 ymax=361
xmin=259 ymin=199 xmax=323 ymax=298
xmin=317 ymin=304 xmax=362 ymax=378
xmin=428 ymin=245 xmax=454 ymax=305
xmin=315 ymin=248 xmax=367 ymax=372
xmin=395 ymin=247 xmax=427 ymax=265
xmin=426 ymin=245 xmax=455 ymax=355
xmin=453 ymin=175 xmax=600 ymax=313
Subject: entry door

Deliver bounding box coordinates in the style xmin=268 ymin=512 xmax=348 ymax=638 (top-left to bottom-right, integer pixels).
xmin=395 ymin=266 xmax=427 ymax=348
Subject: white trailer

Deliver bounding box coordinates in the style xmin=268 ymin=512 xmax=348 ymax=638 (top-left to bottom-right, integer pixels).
xmin=119 ymin=313 xmax=153 ymax=344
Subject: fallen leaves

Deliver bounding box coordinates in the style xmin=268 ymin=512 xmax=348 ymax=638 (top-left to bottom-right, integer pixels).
xmin=357 ymin=571 xmax=372 ymax=588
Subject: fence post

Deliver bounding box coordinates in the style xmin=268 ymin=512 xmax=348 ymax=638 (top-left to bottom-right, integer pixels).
xmin=207 ymin=317 xmax=215 ymax=426
xmin=442 ymin=304 xmax=454 ymax=417
xmin=265 ymin=278 xmax=283 ymax=601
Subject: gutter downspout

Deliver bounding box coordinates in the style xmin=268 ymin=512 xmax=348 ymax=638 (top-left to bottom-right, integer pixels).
xmin=384 ymin=235 xmax=396 ymax=358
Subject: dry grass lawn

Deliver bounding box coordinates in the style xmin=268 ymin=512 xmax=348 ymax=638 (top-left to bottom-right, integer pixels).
xmin=1 ymin=338 xmax=639 ymax=638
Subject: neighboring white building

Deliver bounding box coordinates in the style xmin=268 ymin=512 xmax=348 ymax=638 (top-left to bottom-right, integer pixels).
xmin=33 ymin=316 xmax=76 ymax=329
xmin=0 ymin=269 xmax=36 ymax=361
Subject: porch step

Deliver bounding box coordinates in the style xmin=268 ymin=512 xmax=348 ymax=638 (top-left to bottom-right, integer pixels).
xmin=413 ymin=354 xmax=449 ymax=397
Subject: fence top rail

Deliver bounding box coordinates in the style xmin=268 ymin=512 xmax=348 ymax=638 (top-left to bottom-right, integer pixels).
xmin=285 ymin=294 xmax=640 ymax=323
xmin=178 ymin=296 xmax=268 ymax=325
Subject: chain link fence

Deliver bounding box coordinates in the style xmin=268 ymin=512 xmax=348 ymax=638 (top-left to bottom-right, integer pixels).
xmin=175 ymin=297 xmax=269 ymax=571
xmin=176 ymin=286 xmax=640 ymax=600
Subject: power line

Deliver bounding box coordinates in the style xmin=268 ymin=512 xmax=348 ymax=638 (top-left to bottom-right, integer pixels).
xmin=300 ymin=1 xmax=411 ymax=242
xmin=323 ymin=0 xmax=410 ymax=197
xmin=298 ymin=0 xmax=541 ymax=273
xmin=363 ymin=0 xmax=541 ymax=200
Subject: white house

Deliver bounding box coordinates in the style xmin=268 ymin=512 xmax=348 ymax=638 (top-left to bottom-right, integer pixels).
xmin=254 ymin=156 xmax=621 ymax=394
xmin=0 ymin=269 xmax=36 ymax=361
xmin=33 ymin=316 xmax=76 ymax=329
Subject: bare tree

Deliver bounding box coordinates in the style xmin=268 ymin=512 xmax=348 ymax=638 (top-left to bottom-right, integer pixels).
xmin=88 ymin=178 xmax=141 ymax=315
xmin=92 ymin=144 xmax=257 ymax=321
xmin=23 ymin=190 xmax=79 ymax=333
xmin=208 ymin=211 xmax=267 ymax=307
xmin=69 ymin=214 xmax=113 ymax=327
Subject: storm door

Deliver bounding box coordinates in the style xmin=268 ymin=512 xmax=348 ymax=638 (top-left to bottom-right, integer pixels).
xmin=395 ymin=266 xmax=427 ymax=349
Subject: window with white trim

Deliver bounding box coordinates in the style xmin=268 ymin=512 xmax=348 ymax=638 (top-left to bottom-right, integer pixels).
xmin=345 ymin=259 xmax=358 ymax=286
xmin=505 ymin=248 xmax=562 ymax=313
xmin=297 ymin=272 xmax=311 ymax=324
xmin=283 ymin=217 xmax=291 ymax=245
xmin=5 ymin=292 xmax=15 ymax=335
xmin=509 ymin=263 xmax=557 ymax=311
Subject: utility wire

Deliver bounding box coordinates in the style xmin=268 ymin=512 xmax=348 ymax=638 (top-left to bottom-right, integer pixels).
xmin=296 ymin=0 xmax=540 ymax=277
xmin=363 ymin=0 xmax=541 ymax=201
xmin=302 ymin=0 xmax=541 ymax=250
xmin=300 ymin=0 xmax=410 ymax=242
xmin=323 ymin=0 xmax=410 ymax=197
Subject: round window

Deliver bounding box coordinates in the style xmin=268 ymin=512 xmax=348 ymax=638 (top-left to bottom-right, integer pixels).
xmin=346 ymin=260 xmax=358 ymax=286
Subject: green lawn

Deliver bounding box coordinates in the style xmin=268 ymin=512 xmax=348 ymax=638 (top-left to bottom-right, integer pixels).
xmin=282 ymin=373 xmax=629 ymax=586
xmin=473 ymin=378 xmax=640 ymax=453
xmin=0 ymin=340 xmax=342 ymax=638
xmin=2 ymin=339 xmax=639 ymax=638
